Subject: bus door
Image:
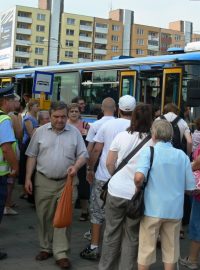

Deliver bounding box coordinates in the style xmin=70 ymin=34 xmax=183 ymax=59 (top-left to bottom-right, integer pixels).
xmin=119 ymin=70 xmax=137 ymax=98
xmin=161 ymin=67 xmax=183 ymax=113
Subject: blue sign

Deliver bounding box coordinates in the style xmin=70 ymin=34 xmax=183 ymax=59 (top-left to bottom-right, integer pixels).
xmin=32 ymin=71 xmax=54 ymax=95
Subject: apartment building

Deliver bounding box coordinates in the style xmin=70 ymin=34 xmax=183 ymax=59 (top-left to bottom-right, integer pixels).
xmin=59 ymin=13 xmax=123 ymax=63
xmin=0 ymin=5 xmax=50 ymax=69
xmin=130 ymin=24 xmax=186 ymax=57
xmin=0 ymin=0 xmax=199 ymax=69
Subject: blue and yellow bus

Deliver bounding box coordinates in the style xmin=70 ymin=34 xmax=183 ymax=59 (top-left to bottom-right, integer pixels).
xmin=0 ymin=42 xmax=200 ymax=119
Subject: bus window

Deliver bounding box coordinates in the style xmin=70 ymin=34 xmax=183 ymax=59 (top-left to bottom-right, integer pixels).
xmin=162 ymin=68 xmax=182 ymax=112
xmin=81 ymin=69 xmax=119 ymax=115
xmin=52 ymin=72 xmax=79 ymax=103
xmin=119 ymin=71 xmax=137 ymax=97
xmin=140 ymin=77 xmax=161 ymax=107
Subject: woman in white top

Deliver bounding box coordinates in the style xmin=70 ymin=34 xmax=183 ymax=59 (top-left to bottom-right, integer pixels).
xmin=99 ymin=104 xmax=153 ymax=270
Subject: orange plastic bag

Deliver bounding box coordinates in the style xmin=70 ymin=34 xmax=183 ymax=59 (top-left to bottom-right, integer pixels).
xmin=53 ymin=175 xmax=73 ymax=228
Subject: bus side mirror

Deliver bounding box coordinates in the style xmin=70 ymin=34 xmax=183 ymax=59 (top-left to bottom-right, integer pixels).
xmin=187 ymin=80 xmax=200 ymax=107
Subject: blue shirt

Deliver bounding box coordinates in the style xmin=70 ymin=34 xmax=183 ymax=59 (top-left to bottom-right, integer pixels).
xmin=22 ymin=115 xmax=38 ymax=144
xmin=136 ymin=142 xmax=195 ymax=219
xmin=0 ymin=119 xmax=15 ymax=145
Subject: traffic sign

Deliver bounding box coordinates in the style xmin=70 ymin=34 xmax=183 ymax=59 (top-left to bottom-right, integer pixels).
xmin=32 ymin=71 xmax=54 ymax=95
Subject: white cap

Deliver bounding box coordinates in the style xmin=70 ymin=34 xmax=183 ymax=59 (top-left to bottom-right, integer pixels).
xmin=118 ymin=95 xmax=136 ymax=112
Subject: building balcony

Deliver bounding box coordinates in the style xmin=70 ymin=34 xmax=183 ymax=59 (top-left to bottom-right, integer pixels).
xmin=13 ymin=62 xmax=28 ymax=68
xmin=16 ymin=28 xmax=32 ymax=35
xmin=147 ymin=45 xmax=159 ymax=51
xmin=94 ymin=49 xmax=107 ymax=55
xmin=15 ymin=51 xmax=31 ymax=58
xmin=15 ymin=39 xmax=31 ymax=46
xmin=79 ymin=36 xmax=92 ymax=42
xmin=78 ymin=47 xmax=92 ymax=53
xmin=95 ymin=38 xmax=107 ymax=44
xmin=17 ymin=16 xmax=32 ymax=24
xmin=95 ymin=27 xmax=108 ymax=34
xmin=78 ymin=58 xmax=91 ymax=63
xmin=79 ymin=25 xmax=93 ymax=32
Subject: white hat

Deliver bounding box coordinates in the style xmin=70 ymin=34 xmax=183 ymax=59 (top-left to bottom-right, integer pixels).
xmin=118 ymin=95 xmax=136 ymax=112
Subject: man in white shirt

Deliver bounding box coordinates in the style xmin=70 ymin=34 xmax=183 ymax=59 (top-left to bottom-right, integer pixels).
xmin=80 ymin=95 xmax=136 ymax=260
xmin=86 ymin=97 xmax=116 ymax=156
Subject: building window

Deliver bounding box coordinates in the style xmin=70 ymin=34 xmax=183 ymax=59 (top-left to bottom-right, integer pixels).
xmin=174 ymin=44 xmax=181 ymax=48
xmin=65 ymin=40 xmax=74 ymax=47
xmin=67 ymin=18 xmax=75 ymax=25
xmin=136 ymin=49 xmax=144 ymax=55
xmin=137 ymin=28 xmax=144 ymax=35
xmin=175 ymin=34 xmax=181 ymax=41
xmin=95 ymin=33 xmax=106 ymax=39
xmin=66 ymin=29 xmax=74 ymax=36
xmin=80 ymin=20 xmax=92 ymax=26
xmin=35 ymin=48 xmax=44 ymax=55
xmin=18 ymin=11 xmax=31 ymax=18
xmin=65 ymin=51 xmax=73 ymax=58
xmin=112 ymin=46 xmax=118 ymax=52
xmin=94 ymin=55 xmax=103 ymax=60
xmin=36 ymin=25 xmax=45 ymax=32
xmin=17 ymin=22 xmax=29 ymax=29
xmin=148 ymin=40 xmax=159 ymax=46
xmin=112 ymin=25 xmax=120 ymax=31
xmin=148 ymin=50 xmax=156 ymax=56
xmin=15 ymin=57 xmax=28 ymax=63
xmin=149 ymin=31 xmax=158 ymax=37
xmin=34 ymin=59 xmax=43 ymax=66
xmin=37 ymin=13 xmax=46 ymax=21
xmin=137 ymin=39 xmax=144 ymax=45
xmin=36 ymin=36 xmax=44 ymax=43
xmin=96 ymin=23 xmax=107 ymax=28
xmin=112 ymin=35 xmax=119 ymax=42
xmin=16 ymin=34 xmax=29 ymax=41
xmin=16 ymin=45 xmax=29 ymax=52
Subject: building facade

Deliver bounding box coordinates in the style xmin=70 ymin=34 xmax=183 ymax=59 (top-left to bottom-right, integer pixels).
xmin=0 ymin=1 xmax=200 ymax=69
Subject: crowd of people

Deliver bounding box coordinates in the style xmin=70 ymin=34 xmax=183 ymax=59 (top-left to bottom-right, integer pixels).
xmin=0 ymin=85 xmax=200 ymax=270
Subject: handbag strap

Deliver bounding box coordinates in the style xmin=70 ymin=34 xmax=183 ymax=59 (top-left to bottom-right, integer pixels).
xmin=113 ymin=133 xmax=151 ymax=176
xmin=143 ymin=146 xmax=154 ymax=188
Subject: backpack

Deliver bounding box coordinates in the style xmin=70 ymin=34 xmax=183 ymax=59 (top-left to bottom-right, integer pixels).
xmin=160 ymin=115 xmax=184 ymax=150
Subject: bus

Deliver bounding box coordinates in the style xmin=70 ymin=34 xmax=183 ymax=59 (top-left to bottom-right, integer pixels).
xmin=0 ymin=42 xmax=200 ymax=120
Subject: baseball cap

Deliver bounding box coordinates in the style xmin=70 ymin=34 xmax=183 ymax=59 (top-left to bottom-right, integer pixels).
xmin=118 ymin=95 xmax=136 ymax=112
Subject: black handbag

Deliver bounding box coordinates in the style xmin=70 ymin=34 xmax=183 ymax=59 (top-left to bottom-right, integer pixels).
xmin=100 ymin=134 xmax=151 ymax=206
xmin=126 ymin=146 xmax=154 ymax=220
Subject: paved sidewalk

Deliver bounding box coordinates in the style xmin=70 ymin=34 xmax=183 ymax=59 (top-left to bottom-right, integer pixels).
xmin=0 ymin=185 xmax=191 ymax=270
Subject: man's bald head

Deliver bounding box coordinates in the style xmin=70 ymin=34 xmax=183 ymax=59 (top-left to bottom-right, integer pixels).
xmin=101 ymin=97 xmax=116 ymax=113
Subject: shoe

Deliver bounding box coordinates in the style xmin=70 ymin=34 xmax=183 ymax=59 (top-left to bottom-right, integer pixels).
xmin=56 ymin=258 xmax=71 ymax=269
xmin=4 ymin=207 xmax=18 ymax=215
xmin=79 ymin=213 xmax=89 ymax=221
xmin=179 ymin=257 xmax=198 ymax=269
xmin=83 ymin=230 xmax=91 ymax=241
xmin=80 ymin=245 xmax=99 ymax=260
xmin=35 ymin=251 xmax=53 ymax=261
xmin=0 ymin=251 xmax=7 ymax=260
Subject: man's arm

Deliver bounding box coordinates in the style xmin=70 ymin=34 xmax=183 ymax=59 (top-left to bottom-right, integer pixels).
xmin=86 ymin=142 xmax=104 ymax=184
xmin=134 ymin=172 xmax=145 ymax=191
xmin=106 ymin=150 xmax=118 ymax=176
xmin=1 ymin=142 xmax=18 ymax=177
xmin=67 ymin=156 xmax=87 ymax=176
xmin=185 ymin=132 xmax=192 ymax=156
xmin=25 ymin=156 xmax=37 ymax=194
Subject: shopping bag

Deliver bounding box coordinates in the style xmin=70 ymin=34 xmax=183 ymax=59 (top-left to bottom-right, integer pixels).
xmin=53 ymin=175 xmax=73 ymax=228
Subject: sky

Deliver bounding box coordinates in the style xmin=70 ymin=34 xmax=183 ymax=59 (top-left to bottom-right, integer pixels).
xmin=1 ymin=0 xmax=200 ymax=32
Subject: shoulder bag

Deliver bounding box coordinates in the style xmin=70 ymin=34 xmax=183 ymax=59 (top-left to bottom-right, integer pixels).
xmin=100 ymin=134 xmax=151 ymax=206
xmin=126 ymin=146 xmax=154 ymax=220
